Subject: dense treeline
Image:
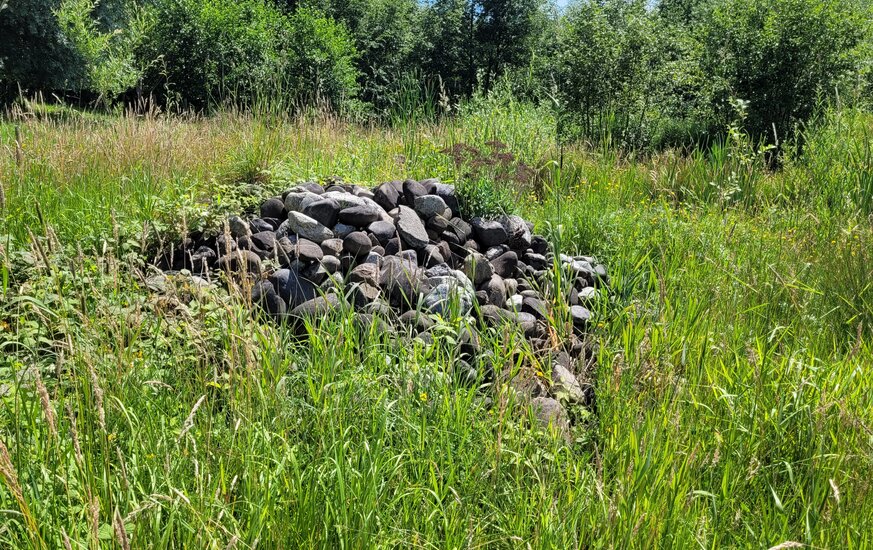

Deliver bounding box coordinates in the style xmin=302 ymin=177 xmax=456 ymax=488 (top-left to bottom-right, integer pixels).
xmin=1 ymin=0 xmax=871 ymax=148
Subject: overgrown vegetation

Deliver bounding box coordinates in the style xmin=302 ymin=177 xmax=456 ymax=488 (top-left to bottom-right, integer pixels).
xmin=1 ymin=96 xmax=872 ymax=546
xmin=2 ymin=0 xmax=871 ymax=145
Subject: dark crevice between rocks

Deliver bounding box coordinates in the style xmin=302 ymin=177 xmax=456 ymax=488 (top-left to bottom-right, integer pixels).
xmin=155 ymin=177 xmax=609 ymax=443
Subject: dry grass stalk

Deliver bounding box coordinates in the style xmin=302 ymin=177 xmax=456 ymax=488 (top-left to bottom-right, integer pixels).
xmin=87 ymin=361 xmax=106 ymax=432
xmin=0 ymin=438 xmax=41 ymax=544
xmin=65 ymin=403 xmax=84 ymax=467
xmin=34 ymin=369 xmax=57 ymax=439
xmin=114 ymin=508 xmax=131 ymax=550
xmin=178 ymin=394 xmax=206 ymax=442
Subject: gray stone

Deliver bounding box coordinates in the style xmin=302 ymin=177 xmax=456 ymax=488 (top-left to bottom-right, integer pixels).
xmin=530 ymin=397 xmax=571 ymax=442
xmin=216 ymin=250 xmax=261 ymax=275
xmin=320 ymin=238 xmax=344 ymax=257
xmin=320 ymin=255 xmax=341 ymax=274
xmin=333 ymin=223 xmax=356 ymax=238
xmin=373 ymin=181 xmax=401 ymax=211
xmin=522 ymin=296 xmax=548 ymax=319
xmin=551 ymin=361 xmax=585 ymax=404
xmin=260 ymin=197 xmax=286 ymax=219
xmin=284 ymin=191 xmax=321 ymax=213
xmin=464 ymin=252 xmax=493 ymax=286
xmin=339 ymin=205 xmax=383 ymax=227
xmin=394 ymin=206 xmax=429 ymax=249
xmin=343 ymin=231 xmax=372 ymax=257
xmin=402 ymin=179 xmax=427 ymax=205
xmin=423 ymin=272 xmax=475 ymax=316
xmin=483 ymin=274 xmax=506 ymax=307
xmin=350 ymin=283 xmax=381 ymax=309
xmin=490 ymin=251 xmax=518 ymax=279
xmin=570 ymin=305 xmax=591 ymax=329
xmin=500 ymin=215 xmax=532 ymax=251
xmin=471 ymin=218 xmax=508 ymax=248
xmin=420 ymin=244 xmax=445 ymax=267
xmin=250 ymin=231 xmax=277 ymax=253
xmin=228 ymin=216 xmax=251 ymax=238
xmin=286 ymin=211 xmax=334 ymax=243
xmin=368 ymin=220 xmax=396 ymax=244
xmin=414 ymin=194 xmax=449 ymax=219
xmin=293 ymin=239 xmax=323 ymax=263
xmin=291 ymin=294 xmax=341 ymax=318
xmin=349 ymin=263 xmax=380 ymax=287
xmin=302 ymin=198 xmax=340 ymax=228
xmin=271 ymin=268 xmax=318 ymax=309
xmin=530 ymin=235 xmax=549 ymax=255
xmin=321 ymin=191 xmax=390 ymax=221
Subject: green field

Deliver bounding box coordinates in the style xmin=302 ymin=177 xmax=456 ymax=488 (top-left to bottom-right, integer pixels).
xmin=1 ymin=102 xmax=872 ymax=547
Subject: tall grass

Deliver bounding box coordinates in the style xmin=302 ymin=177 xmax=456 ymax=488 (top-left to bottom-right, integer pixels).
xmin=0 ymin=100 xmax=871 ymax=547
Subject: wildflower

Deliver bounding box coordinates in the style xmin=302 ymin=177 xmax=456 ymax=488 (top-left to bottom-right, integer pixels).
xmin=419 ymin=392 xmax=428 ymax=402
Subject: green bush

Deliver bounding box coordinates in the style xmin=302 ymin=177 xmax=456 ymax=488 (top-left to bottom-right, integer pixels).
xmin=551 ymin=0 xmax=664 ymax=149
xmin=137 ymin=0 xmax=358 ymax=111
xmin=0 ymin=0 xmax=87 ymax=94
xmin=701 ymin=0 xmax=866 ymax=144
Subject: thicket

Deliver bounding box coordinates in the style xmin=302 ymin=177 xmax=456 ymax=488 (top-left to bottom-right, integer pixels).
xmin=1 ymin=0 xmax=871 ymax=148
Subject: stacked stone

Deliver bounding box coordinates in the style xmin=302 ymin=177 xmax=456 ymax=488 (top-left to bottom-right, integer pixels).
xmin=170 ymin=178 xmax=606 ymax=341
xmin=160 ymin=178 xmax=609 ymax=437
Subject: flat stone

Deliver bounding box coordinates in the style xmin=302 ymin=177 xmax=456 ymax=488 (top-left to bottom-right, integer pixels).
xmin=394 ymin=206 xmax=429 ymax=249
xmin=286 ymin=211 xmax=334 ymax=243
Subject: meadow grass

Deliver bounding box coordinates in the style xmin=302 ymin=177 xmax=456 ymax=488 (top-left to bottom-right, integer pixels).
xmin=0 ymin=102 xmax=872 ymax=548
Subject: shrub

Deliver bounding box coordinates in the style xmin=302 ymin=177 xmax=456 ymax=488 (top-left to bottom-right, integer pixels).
xmin=701 ymin=0 xmax=866 ymax=144
xmin=137 ymin=0 xmax=358 ymax=111
xmin=0 ymin=0 xmax=87 ymax=94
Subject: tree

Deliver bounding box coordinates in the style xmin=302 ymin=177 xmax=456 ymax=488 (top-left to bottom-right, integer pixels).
xmin=0 ymin=0 xmax=86 ymax=95
xmin=702 ymin=0 xmax=866 ymax=143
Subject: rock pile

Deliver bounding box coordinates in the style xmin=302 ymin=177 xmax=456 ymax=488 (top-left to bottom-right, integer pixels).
xmin=159 ymin=178 xmax=608 ymax=438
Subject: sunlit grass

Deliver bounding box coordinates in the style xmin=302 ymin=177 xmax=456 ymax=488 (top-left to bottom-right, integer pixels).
xmin=0 ymin=102 xmax=871 ymax=547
